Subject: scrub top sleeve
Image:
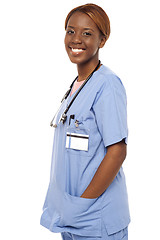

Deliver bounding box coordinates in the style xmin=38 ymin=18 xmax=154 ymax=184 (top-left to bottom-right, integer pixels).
xmin=92 ymin=75 xmax=128 ymax=147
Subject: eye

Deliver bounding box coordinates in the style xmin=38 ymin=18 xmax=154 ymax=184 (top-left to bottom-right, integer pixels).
xmin=67 ymin=30 xmax=75 ymax=34
xmin=83 ymin=32 xmax=92 ymax=36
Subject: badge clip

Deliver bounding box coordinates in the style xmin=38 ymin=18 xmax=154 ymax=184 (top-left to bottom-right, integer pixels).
xmin=75 ymin=120 xmax=79 ymax=128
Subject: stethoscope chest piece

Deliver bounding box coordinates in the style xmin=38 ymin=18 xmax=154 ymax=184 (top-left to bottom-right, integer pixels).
xmin=59 ymin=113 xmax=67 ymax=124
xmin=50 ymin=112 xmax=67 ymax=128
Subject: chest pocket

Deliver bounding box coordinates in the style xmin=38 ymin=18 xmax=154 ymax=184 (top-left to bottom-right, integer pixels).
xmin=65 ymin=114 xmax=101 ymax=157
xmin=66 ymin=119 xmax=91 ymax=157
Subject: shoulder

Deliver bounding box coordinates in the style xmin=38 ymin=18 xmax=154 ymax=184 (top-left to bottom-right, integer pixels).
xmin=94 ymin=65 xmax=127 ymax=100
xmin=98 ymin=65 xmax=125 ymax=88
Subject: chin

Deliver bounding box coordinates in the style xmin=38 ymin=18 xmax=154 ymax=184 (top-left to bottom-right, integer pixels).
xmin=69 ymin=58 xmax=83 ymax=65
xmin=68 ymin=56 xmax=90 ymax=65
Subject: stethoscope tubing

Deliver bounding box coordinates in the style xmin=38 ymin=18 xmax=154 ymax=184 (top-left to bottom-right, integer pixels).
xmin=50 ymin=61 xmax=101 ymax=127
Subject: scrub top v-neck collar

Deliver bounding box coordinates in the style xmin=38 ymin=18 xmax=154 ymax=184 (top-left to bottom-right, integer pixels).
xmin=67 ymin=64 xmax=104 ymax=104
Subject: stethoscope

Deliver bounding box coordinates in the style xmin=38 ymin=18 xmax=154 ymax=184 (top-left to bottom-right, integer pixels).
xmin=50 ymin=60 xmax=101 ymax=128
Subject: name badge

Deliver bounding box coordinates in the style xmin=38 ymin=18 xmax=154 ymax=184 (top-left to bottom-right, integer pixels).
xmin=66 ymin=132 xmax=89 ymax=151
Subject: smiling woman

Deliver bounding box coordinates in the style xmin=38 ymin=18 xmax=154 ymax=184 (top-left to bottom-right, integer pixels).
xmin=64 ymin=4 xmax=110 ymax=81
xmin=65 ymin=12 xmax=105 ymax=67
xmin=40 ymin=3 xmax=130 ymax=240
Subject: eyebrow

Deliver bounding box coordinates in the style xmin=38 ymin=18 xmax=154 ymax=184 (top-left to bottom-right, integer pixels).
xmin=67 ymin=26 xmax=94 ymax=32
xmin=83 ymin=27 xmax=94 ymax=32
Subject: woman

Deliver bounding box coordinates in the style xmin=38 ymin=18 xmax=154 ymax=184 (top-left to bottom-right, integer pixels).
xmin=40 ymin=3 xmax=130 ymax=240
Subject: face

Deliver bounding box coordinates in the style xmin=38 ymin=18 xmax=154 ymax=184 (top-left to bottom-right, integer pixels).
xmin=64 ymin=11 xmax=106 ymax=66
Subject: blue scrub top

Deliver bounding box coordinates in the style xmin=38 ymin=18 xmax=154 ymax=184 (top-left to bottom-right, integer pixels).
xmin=40 ymin=65 xmax=130 ymax=237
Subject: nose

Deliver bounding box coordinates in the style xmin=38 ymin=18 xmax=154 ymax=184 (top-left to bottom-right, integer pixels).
xmin=72 ymin=32 xmax=82 ymax=44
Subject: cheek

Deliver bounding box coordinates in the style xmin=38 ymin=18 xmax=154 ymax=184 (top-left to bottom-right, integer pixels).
xmin=86 ymin=37 xmax=101 ymax=51
xmin=87 ymin=43 xmax=100 ymax=56
xmin=64 ymin=35 xmax=67 ymax=47
xmin=64 ymin=34 xmax=70 ymax=46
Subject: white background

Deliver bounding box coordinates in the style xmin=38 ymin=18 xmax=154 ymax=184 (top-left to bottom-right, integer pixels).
xmin=0 ymin=0 xmax=160 ymax=239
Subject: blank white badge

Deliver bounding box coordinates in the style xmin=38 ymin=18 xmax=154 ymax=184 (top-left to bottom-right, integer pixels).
xmin=66 ymin=132 xmax=89 ymax=151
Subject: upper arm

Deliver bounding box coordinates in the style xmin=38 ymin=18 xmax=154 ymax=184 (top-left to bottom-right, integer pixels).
xmin=106 ymin=139 xmax=127 ymax=163
xmin=92 ymin=75 xmax=128 ymax=148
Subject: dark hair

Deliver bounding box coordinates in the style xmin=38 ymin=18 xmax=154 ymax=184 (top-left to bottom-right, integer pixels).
xmin=65 ymin=3 xmax=110 ymax=40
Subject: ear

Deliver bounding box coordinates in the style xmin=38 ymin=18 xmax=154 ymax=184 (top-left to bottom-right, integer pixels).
xmin=99 ymin=36 xmax=107 ymax=48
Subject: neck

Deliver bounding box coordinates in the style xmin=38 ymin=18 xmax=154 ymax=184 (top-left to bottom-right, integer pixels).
xmin=77 ymin=58 xmax=100 ymax=82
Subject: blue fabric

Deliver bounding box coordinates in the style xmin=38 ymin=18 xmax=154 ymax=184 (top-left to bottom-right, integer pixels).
xmin=61 ymin=220 xmax=128 ymax=240
xmin=40 ymin=65 xmax=130 ymax=237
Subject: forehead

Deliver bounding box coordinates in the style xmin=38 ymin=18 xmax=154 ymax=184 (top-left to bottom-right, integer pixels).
xmin=67 ymin=11 xmax=99 ymax=31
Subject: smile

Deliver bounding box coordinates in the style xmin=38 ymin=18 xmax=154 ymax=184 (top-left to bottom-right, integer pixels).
xmin=69 ymin=47 xmax=86 ymax=54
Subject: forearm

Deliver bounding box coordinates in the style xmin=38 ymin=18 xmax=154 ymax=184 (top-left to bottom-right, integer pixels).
xmin=80 ymin=140 xmax=127 ymax=199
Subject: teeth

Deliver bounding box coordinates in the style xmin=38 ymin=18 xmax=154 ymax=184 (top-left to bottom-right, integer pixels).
xmin=71 ymin=48 xmax=84 ymax=53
